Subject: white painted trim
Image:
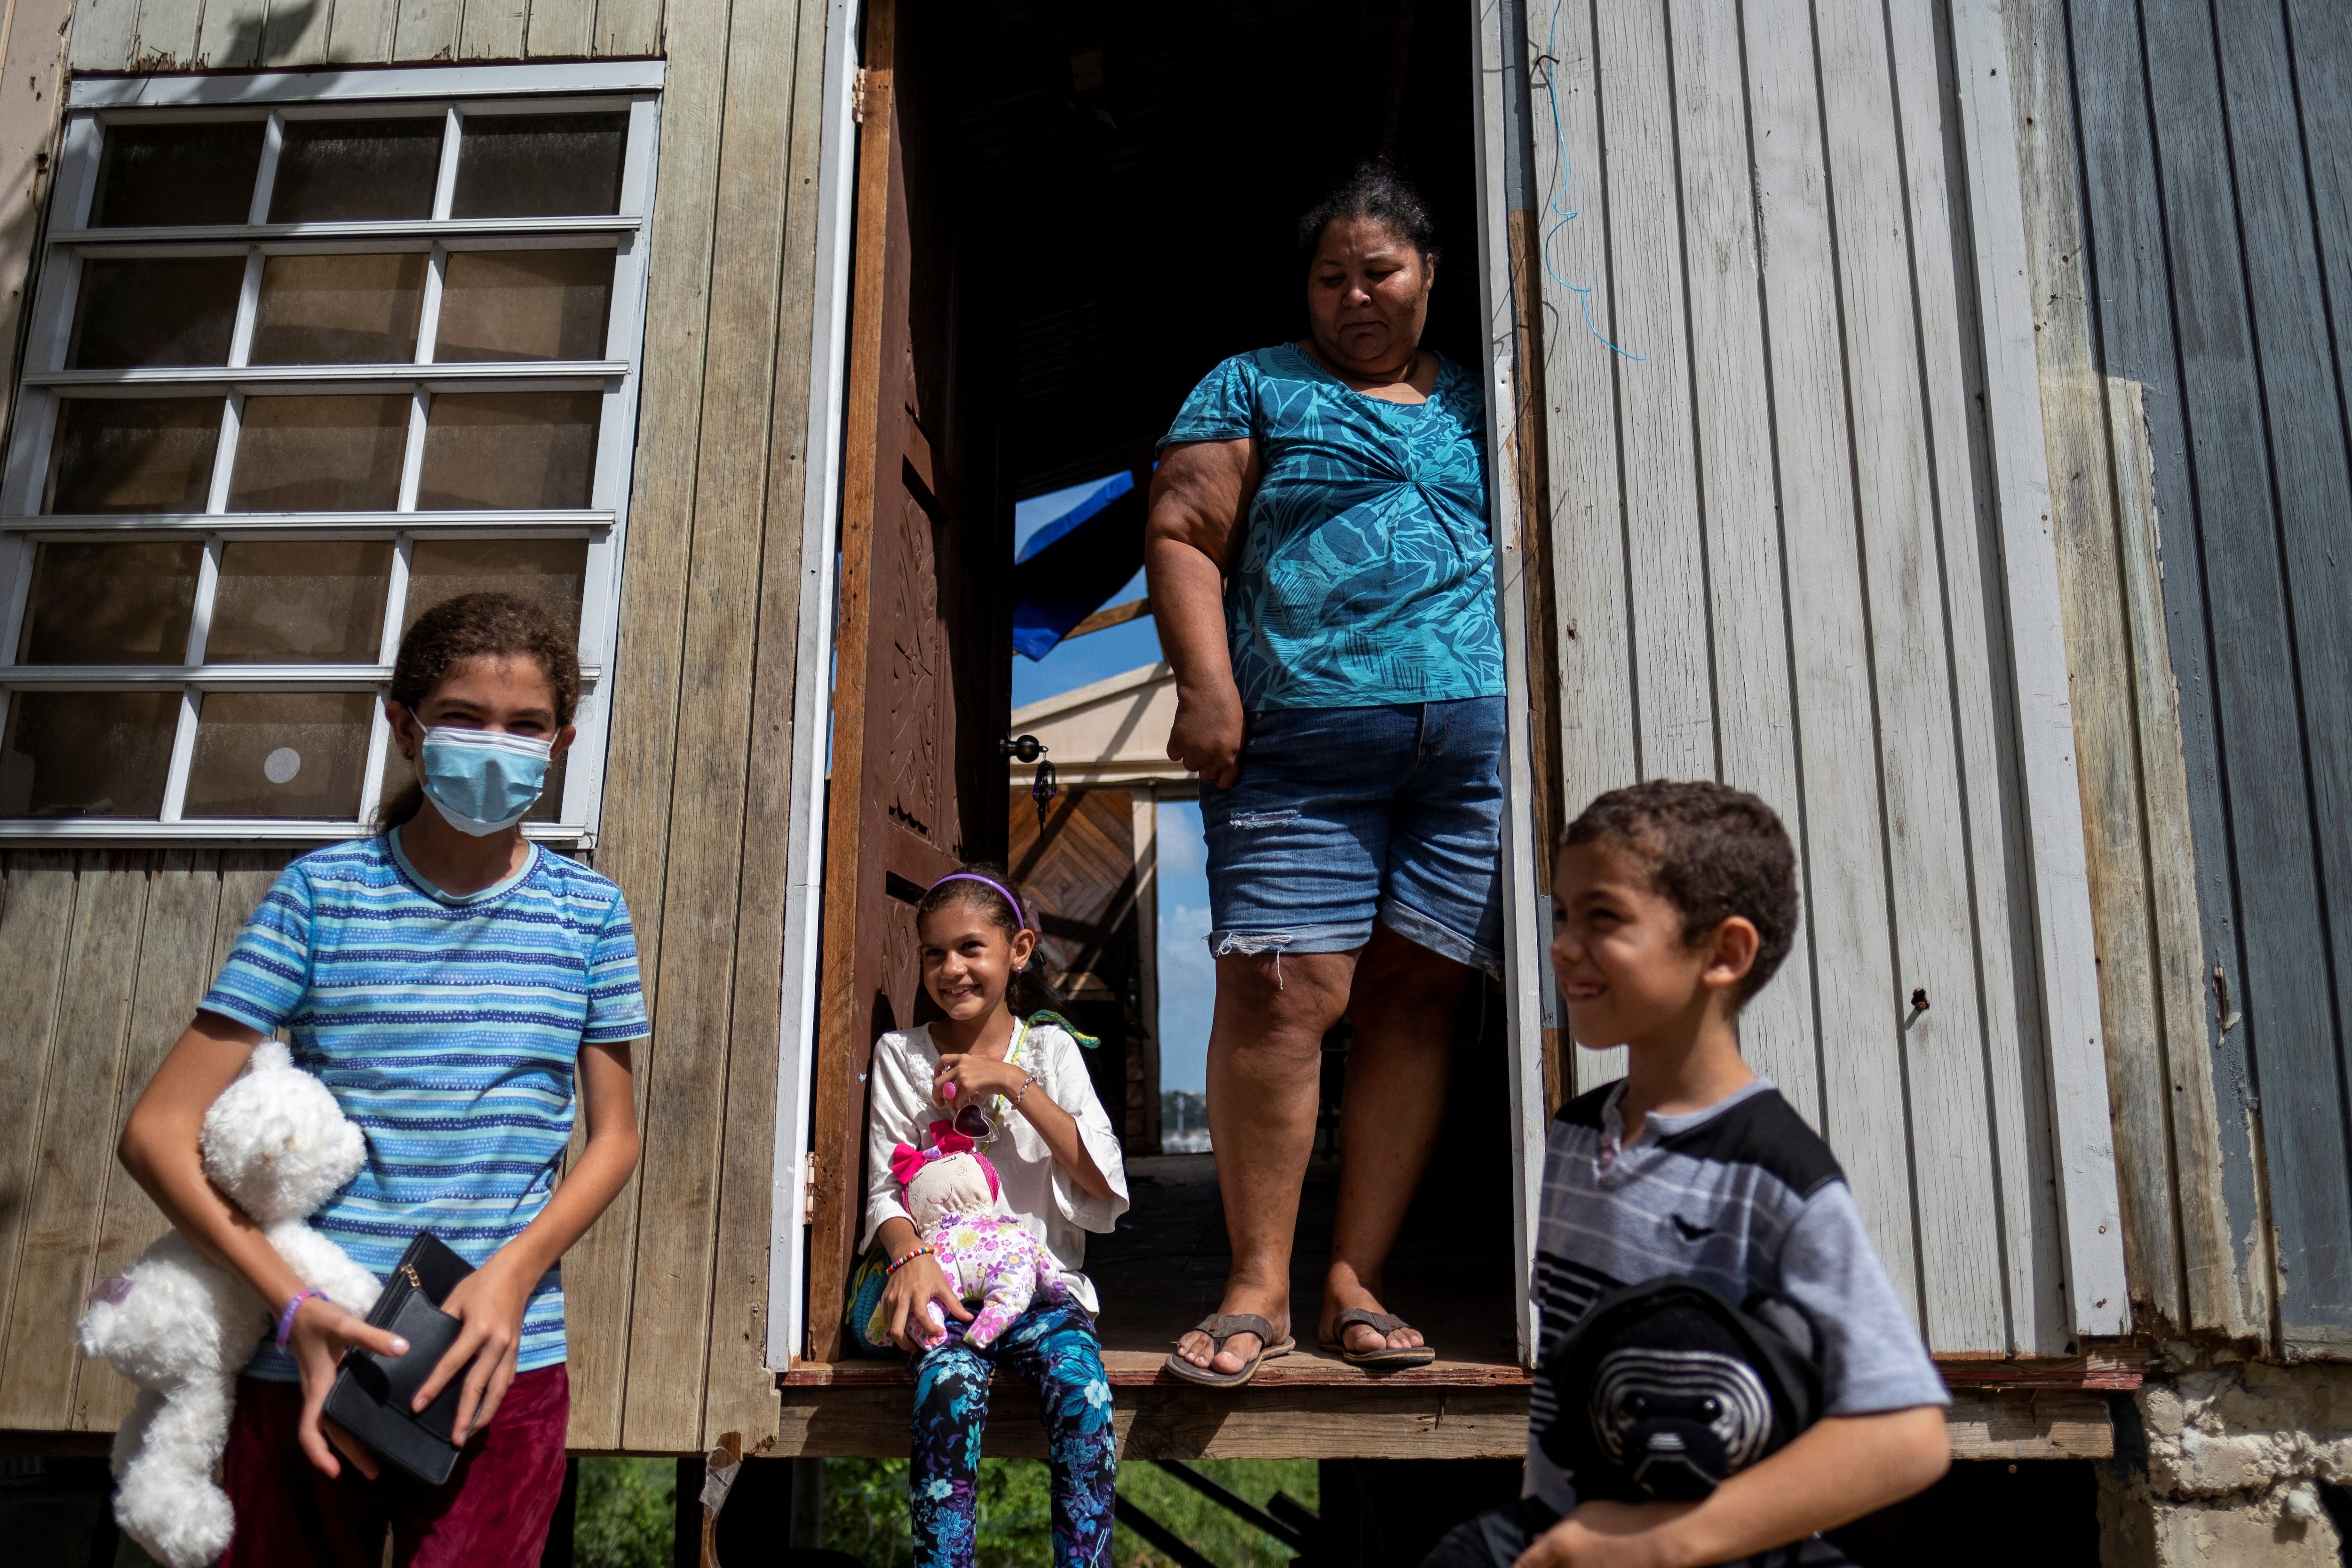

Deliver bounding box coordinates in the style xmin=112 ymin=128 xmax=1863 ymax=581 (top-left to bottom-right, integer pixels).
xmin=0 ymin=818 xmax=593 ymax=843
xmin=2 ymin=510 xmax=612 ymax=531
xmin=70 ymin=60 xmax=667 ymax=109
xmin=1472 ymin=0 xmax=1549 ymax=1369
xmin=27 ymin=361 xmax=627 ymax=387
xmin=768 ymin=0 xmax=866 ymax=1374
xmin=1 ymin=663 xmax=603 ymax=685
xmin=51 ymin=216 xmax=643 ymax=244
xmin=1946 ymin=0 xmax=2129 ymax=1338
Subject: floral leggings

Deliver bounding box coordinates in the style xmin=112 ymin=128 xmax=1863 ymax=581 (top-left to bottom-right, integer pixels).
xmin=909 ymin=1296 xmax=1117 ymax=1568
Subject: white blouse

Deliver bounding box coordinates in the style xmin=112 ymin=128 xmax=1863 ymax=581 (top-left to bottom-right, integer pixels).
xmin=858 ymin=1017 xmax=1131 ymax=1314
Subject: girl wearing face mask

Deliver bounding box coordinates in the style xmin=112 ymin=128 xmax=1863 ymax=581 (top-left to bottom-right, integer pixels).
xmin=116 ymin=592 xmax=646 ymax=1567
xmin=858 ymin=867 xmax=1129 ymax=1568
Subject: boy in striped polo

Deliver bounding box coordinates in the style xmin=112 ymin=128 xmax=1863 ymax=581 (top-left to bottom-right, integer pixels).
xmin=1429 ymin=782 xmax=1949 ymax=1568
xmin=119 ymin=594 xmax=645 ymax=1567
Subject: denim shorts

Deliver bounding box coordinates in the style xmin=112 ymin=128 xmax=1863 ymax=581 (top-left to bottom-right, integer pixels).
xmin=1200 ymin=697 xmax=1505 ymax=974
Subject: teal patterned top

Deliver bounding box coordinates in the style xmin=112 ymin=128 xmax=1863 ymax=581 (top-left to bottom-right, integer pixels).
xmin=1159 ymin=343 xmax=1505 ymax=710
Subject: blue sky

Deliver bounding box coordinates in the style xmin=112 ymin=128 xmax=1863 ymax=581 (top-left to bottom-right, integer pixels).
xmin=1013 ymin=478 xmax=1213 ymax=1092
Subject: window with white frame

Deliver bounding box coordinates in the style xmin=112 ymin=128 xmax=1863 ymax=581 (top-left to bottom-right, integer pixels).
xmin=0 ymin=62 xmax=662 ymax=843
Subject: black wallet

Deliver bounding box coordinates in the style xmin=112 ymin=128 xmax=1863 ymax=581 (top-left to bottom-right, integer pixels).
xmin=322 ymin=1232 xmax=475 ymax=1485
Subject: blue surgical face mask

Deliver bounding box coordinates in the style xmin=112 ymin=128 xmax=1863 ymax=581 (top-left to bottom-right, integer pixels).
xmin=417 ymin=727 xmax=553 ymax=836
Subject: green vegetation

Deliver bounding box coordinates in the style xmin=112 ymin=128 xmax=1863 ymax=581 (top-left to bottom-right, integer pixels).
xmin=575 ymin=1456 xmax=675 ymax=1568
xmin=819 ymin=1456 xmax=1318 ymax=1568
xmin=575 ymin=1452 xmax=1322 ymax=1566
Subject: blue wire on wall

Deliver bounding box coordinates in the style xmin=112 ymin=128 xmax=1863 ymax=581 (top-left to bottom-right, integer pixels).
xmin=1533 ymin=0 xmax=1646 ymax=363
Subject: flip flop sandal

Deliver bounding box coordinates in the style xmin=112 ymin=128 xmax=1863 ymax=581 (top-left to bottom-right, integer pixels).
xmin=1162 ymin=1314 xmax=1295 ymax=1388
xmin=1321 ymin=1307 xmax=1437 ymax=1369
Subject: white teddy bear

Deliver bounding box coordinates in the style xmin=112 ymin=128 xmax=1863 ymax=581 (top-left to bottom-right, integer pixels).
xmin=78 ymin=1041 xmax=383 ymax=1568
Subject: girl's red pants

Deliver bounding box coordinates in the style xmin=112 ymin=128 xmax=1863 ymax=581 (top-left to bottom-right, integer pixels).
xmin=220 ymin=1363 xmax=570 ymax=1567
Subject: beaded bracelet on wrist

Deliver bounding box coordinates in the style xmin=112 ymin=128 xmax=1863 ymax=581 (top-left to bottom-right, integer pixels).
xmin=886 ymin=1243 xmax=935 ymax=1277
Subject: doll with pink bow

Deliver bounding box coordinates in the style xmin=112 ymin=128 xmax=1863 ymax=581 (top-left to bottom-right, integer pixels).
xmin=890 ymin=1121 xmax=1065 ymax=1347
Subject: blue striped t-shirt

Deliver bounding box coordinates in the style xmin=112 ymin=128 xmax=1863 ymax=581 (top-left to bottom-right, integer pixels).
xmin=201 ymin=831 xmax=648 ymax=1380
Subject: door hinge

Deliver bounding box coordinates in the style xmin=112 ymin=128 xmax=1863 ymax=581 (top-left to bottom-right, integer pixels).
xmin=802 ymin=1151 xmax=824 ymax=1224
xmin=851 ymin=69 xmax=869 ymax=125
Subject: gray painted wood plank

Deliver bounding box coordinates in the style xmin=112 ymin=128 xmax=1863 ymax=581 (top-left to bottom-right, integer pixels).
xmin=194 ymin=0 xmax=272 ymax=69
xmin=1813 ymin=0 xmax=2006 ymax=1352
xmin=1661 ymin=0 xmax=1818 ymax=1129
xmin=0 ymin=853 xmax=77 ymax=1393
xmin=328 ymin=0 xmax=402 ymax=62
xmin=1999 ymin=0 xmax=2170 ymax=1346
xmin=2207 ymin=0 xmax=2352 ymax=1351
xmin=73 ymin=851 xmax=225 ymax=1432
xmin=527 ymin=0 xmax=596 ymax=59
xmin=67 ymin=0 xmax=138 ymax=71
xmin=1524 ymin=0 xmax=1634 ymax=1097
xmin=263 ymin=0 xmax=336 ymax=65
xmin=459 ymin=0 xmax=530 ymax=60
xmin=133 ymin=0 xmax=208 ymax=68
xmin=1593 ymin=0 xmax=1711 ymax=783
xmin=593 ymin=0 xmax=660 ymax=57
xmin=0 ymin=853 xmax=151 ymax=1429
xmin=1740 ymin=0 xmax=1918 ymax=1325
xmin=2133 ymin=0 xmax=2345 ymax=1351
xmin=1899 ymin=0 xmax=2067 ymax=1352
xmin=2065 ymin=0 xmax=2271 ymax=1335
xmin=393 ymin=0 xmax=465 ymax=62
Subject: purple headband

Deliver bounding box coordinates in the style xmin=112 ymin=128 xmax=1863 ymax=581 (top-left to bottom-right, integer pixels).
xmin=929 ymin=872 xmax=1027 ymax=929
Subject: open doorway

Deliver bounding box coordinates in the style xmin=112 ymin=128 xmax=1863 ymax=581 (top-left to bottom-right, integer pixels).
xmin=810 ymin=0 xmax=1519 ymax=1373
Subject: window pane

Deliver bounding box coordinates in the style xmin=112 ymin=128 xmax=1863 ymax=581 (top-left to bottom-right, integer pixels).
xmin=47 ymin=398 xmax=222 ymax=514
xmin=434 ymin=250 xmax=614 ymax=362
xmin=416 ymin=393 xmax=599 ymax=510
xmin=249 ymin=253 xmax=427 ymax=365
xmin=226 ymin=395 xmax=408 ymax=512
xmin=450 ymin=113 xmax=627 ymax=219
xmin=17 ymin=541 xmax=202 ymax=664
xmin=404 ymin=537 xmax=588 ymax=635
xmin=182 ymin=690 xmax=372 ymax=819
xmin=268 ymin=118 xmax=443 ymax=223
xmin=91 ymin=121 xmax=264 ymax=228
xmin=0 ymin=690 xmax=178 ymax=817
xmin=69 ymin=257 xmax=246 ymax=368
xmin=207 ymin=540 xmax=393 ymax=663
xmin=380 ymin=732 xmax=568 ymax=824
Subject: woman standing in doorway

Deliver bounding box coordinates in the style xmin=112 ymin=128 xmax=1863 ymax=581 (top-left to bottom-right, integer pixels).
xmin=1148 ymin=162 xmax=1504 ymax=1385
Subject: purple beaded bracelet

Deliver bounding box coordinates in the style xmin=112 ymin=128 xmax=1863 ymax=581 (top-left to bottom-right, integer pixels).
xmin=274 ymin=1289 xmax=328 ymax=1349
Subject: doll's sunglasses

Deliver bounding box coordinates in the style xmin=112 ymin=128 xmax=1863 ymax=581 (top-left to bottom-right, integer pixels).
xmin=952 ymin=1103 xmax=996 ymax=1142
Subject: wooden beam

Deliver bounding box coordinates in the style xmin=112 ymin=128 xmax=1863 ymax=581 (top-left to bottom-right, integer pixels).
xmin=1063 ymin=597 xmax=1150 ymax=640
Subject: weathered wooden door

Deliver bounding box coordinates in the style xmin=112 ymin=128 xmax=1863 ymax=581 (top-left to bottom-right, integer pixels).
xmin=805 ymin=0 xmax=1008 ymax=1363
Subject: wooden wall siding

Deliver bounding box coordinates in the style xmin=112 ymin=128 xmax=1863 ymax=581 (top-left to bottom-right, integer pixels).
xmin=2035 ymin=0 xmax=2352 ymax=1358
xmin=1999 ymin=0 xmax=2248 ymax=1344
xmin=563 ymin=0 xmax=828 ymax=1453
xmin=0 ymin=849 xmax=292 ymax=1432
xmin=0 ymin=0 xmax=830 ymax=1447
xmin=1525 ymin=0 xmax=2069 ymax=1356
xmin=62 ymin=0 xmax=658 ymax=71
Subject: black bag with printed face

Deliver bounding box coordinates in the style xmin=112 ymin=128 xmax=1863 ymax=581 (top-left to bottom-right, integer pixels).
xmin=1538 ymin=1277 xmax=1824 ymax=1503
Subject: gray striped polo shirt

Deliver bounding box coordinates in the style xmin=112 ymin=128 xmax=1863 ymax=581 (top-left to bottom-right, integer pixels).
xmin=1527 ymin=1075 xmax=1948 ymax=1516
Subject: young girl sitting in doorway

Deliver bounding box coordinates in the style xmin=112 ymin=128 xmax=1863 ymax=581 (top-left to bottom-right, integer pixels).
xmin=861 ymin=866 xmax=1130 ymax=1568
xmin=116 ymin=592 xmax=647 ymax=1566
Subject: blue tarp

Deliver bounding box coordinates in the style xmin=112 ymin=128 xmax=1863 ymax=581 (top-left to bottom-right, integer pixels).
xmin=1010 ymin=470 xmax=1145 ymax=661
